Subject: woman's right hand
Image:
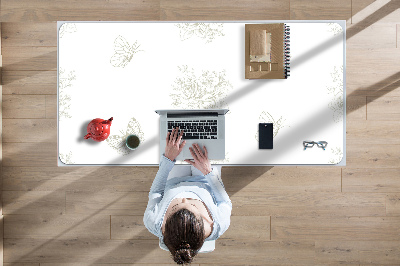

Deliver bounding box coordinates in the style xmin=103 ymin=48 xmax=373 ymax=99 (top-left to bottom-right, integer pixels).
xmin=184 ymin=143 xmax=212 ymax=175
xmin=164 ymin=127 xmax=186 ymax=161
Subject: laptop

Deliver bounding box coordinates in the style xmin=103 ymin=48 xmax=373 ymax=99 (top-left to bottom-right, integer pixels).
xmin=155 ymin=109 xmax=229 ymax=160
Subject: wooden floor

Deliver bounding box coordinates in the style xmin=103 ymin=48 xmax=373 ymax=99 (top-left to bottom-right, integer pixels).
xmin=1 ymin=0 xmax=400 ymax=265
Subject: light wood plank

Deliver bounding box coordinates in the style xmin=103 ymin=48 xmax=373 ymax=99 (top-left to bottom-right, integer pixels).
xmin=0 ymin=0 xmax=160 ymax=22
xmin=1 ymin=22 xmax=57 ymax=46
xmin=2 ymin=70 xmax=56 ymax=95
xmin=223 ymin=167 xmax=341 ymax=193
xmin=347 ymin=23 xmax=397 ymax=49
xmin=66 ymin=191 xmax=148 ymax=216
xmin=367 ymin=96 xmax=400 ymax=120
xmin=2 ymin=46 xmax=56 ymax=71
xmin=397 ymin=24 xmax=400 ymax=48
xmin=347 ymin=70 xmax=400 ymax=97
xmin=160 ymin=0 xmax=290 ymax=20
xmin=316 ymin=240 xmax=400 ymax=264
xmin=41 ymin=264 xmax=199 ymax=266
xmin=3 ymin=238 xmax=316 ymax=264
xmin=347 ymin=49 xmax=400 ymax=76
xmin=4 ymin=214 xmax=110 ymax=239
xmin=205 ymin=239 xmax=316 ymax=265
xmin=0 ymin=21 xmax=2 ymax=55
xmin=351 ymin=0 xmax=400 ymax=24
xmin=111 ymin=215 xmax=270 ymax=241
xmin=70 ymin=191 xmax=386 ymax=217
xmin=0 ymin=216 xmax=3 ymax=266
xmin=351 ymin=0 xmax=375 ymax=23
xmin=222 ymin=216 xmax=270 ymax=240
xmin=0 ymin=23 xmax=3 ymax=266
xmin=111 ymin=216 xmax=157 ymax=240
xmin=2 ymin=166 xmax=156 ymax=192
xmin=45 ymin=94 xmax=57 ymax=118
xmin=346 ymin=144 xmax=400 ymax=168
xmin=346 ymin=95 xmax=366 ymax=120
xmin=3 ymin=191 xmax=65 ymax=215
xmin=2 ymin=95 xmax=46 ymax=118
xmin=2 ymin=166 xmax=112 ymax=192
xmin=346 ymin=120 xmax=400 ymax=145
xmin=386 ymin=193 xmax=400 ymax=216
xmin=2 ymin=142 xmax=57 ymax=167
xmin=343 ymin=168 xmax=400 ymax=192
xmin=111 ymin=167 xmax=159 ymax=192
xmin=4 ymin=263 xmax=39 ymax=266
xmin=2 ymin=119 xmax=57 ymax=143
xmin=199 ymin=264 xmax=345 ymax=266
xmin=231 ymin=191 xmax=386 ymax=217
xmin=3 ymin=238 xmax=171 ymax=264
xmin=290 ymin=0 xmax=351 ymax=20
xmin=273 ymin=216 xmax=400 ymax=241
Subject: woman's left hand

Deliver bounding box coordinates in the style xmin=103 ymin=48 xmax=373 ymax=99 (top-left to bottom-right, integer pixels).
xmin=164 ymin=127 xmax=186 ymax=161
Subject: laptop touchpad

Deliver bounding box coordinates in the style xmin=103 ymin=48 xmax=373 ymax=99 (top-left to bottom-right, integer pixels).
xmin=183 ymin=141 xmax=206 ymax=159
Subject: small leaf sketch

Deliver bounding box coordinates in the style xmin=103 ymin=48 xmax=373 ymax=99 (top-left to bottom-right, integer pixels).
xmin=59 ymin=151 xmax=74 ymax=164
xmin=327 ymin=23 xmax=343 ymax=36
xmin=59 ymin=68 xmax=76 ymax=120
xmin=106 ymin=117 xmax=145 ymax=156
xmin=327 ymin=65 xmax=344 ymax=123
xmin=170 ymin=65 xmax=232 ymax=109
xmin=176 ymin=23 xmax=225 ymax=43
xmin=255 ymin=111 xmax=288 ymax=142
xmin=328 ymin=147 xmax=343 ymax=164
xmin=329 ymin=96 xmax=344 ymax=123
xmin=59 ymin=23 xmax=77 ymax=38
xmin=110 ymin=35 xmax=143 ymax=68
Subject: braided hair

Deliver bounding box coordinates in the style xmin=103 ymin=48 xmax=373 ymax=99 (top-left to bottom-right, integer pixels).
xmin=163 ymin=208 xmax=205 ymax=264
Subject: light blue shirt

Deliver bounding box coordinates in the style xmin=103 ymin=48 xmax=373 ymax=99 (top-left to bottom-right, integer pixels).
xmin=143 ymin=155 xmax=232 ymax=244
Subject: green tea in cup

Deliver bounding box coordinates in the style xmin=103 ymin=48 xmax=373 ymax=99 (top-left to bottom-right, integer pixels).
xmin=126 ymin=134 xmax=140 ymax=150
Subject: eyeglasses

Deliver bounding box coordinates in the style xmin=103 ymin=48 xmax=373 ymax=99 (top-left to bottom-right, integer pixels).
xmin=303 ymin=141 xmax=328 ymax=150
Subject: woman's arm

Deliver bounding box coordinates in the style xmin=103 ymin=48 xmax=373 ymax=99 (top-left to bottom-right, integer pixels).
xmin=205 ymin=167 xmax=232 ymax=237
xmin=184 ymin=144 xmax=232 ymax=237
xmin=184 ymin=144 xmax=231 ymax=203
xmin=204 ymin=167 xmax=231 ymax=205
xmin=143 ymin=155 xmax=175 ymax=235
xmin=143 ymin=128 xmax=186 ymax=236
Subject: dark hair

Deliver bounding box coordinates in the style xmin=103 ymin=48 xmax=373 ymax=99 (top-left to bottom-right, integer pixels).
xmin=163 ymin=208 xmax=205 ymax=264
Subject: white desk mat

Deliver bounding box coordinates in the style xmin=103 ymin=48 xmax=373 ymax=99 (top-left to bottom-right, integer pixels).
xmin=58 ymin=21 xmax=345 ymax=165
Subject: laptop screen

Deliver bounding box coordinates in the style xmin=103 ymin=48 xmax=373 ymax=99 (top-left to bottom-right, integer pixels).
xmin=167 ymin=112 xmax=219 ymax=118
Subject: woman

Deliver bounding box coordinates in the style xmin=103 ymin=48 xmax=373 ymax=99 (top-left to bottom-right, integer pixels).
xmin=144 ymin=128 xmax=232 ymax=264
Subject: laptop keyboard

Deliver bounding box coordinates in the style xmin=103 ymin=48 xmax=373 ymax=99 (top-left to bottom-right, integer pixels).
xmin=168 ymin=120 xmax=218 ymax=139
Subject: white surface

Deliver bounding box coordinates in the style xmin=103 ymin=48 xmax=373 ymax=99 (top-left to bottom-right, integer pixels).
xmin=58 ymin=21 xmax=345 ymax=165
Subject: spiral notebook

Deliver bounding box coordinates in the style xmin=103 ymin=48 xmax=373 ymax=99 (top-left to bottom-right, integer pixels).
xmin=245 ymin=23 xmax=290 ymax=79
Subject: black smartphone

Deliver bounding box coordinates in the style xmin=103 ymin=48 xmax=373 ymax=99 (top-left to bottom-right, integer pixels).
xmin=259 ymin=123 xmax=273 ymax=149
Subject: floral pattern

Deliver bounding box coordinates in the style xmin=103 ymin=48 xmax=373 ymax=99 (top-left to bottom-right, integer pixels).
xmin=170 ymin=65 xmax=232 ymax=109
xmin=106 ymin=117 xmax=145 ymax=156
xmin=327 ymin=65 xmax=344 ymax=123
xmin=176 ymin=23 xmax=224 ymax=43
xmin=59 ymin=23 xmax=77 ymax=38
xmin=255 ymin=111 xmax=288 ymax=142
xmin=327 ymin=23 xmax=343 ymax=36
xmin=328 ymin=147 xmax=343 ymax=164
xmin=58 ymin=68 xmax=76 ymax=120
xmin=110 ymin=35 xmax=143 ymax=68
xmin=59 ymin=151 xmax=74 ymax=164
xmin=57 ymin=22 xmax=344 ymax=165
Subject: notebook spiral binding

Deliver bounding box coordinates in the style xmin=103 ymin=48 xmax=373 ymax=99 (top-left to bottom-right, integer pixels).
xmin=284 ymin=24 xmax=291 ymax=79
